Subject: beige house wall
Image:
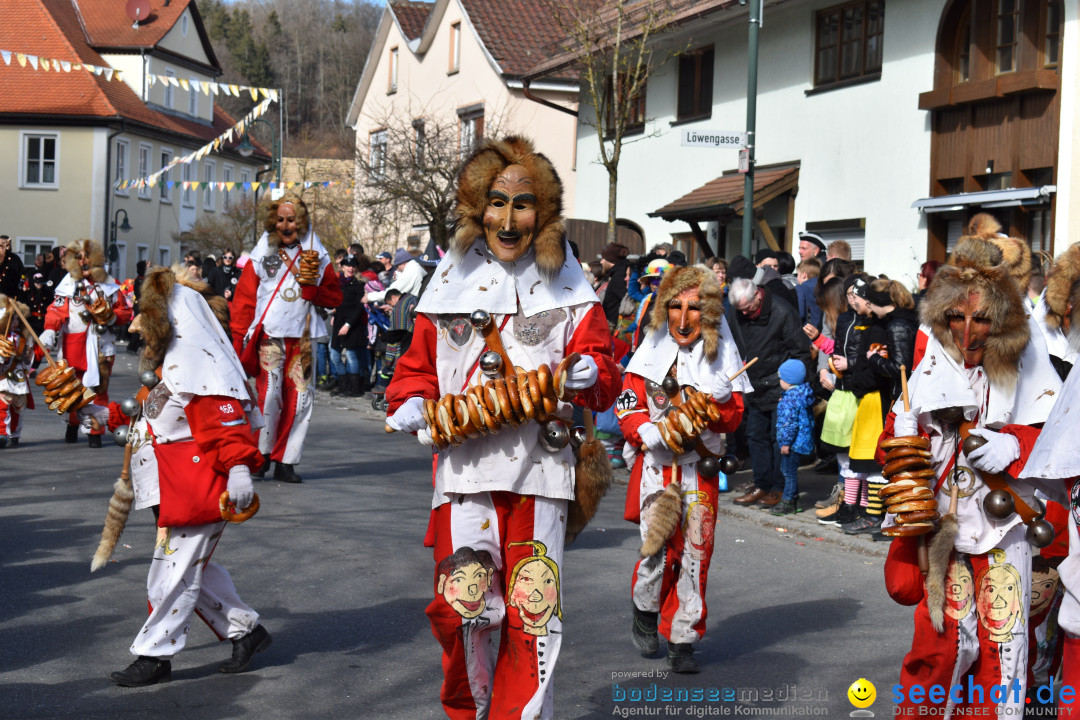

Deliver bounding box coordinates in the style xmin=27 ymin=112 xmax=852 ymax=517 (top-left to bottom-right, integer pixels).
xmin=351 ymin=0 xmax=578 ymax=253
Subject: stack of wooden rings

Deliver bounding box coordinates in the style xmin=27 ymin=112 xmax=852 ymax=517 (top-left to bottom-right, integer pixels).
xmin=652 ymin=387 xmax=724 ymax=455
xmin=35 ymin=360 xmax=97 ymax=414
xmin=0 ymin=332 xmax=25 ymax=361
xmin=88 ymin=295 xmax=116 ymax=326
xmin=418 ymin=357 xmax=578 ymax=449
xmin=296 ymin=250 xmax=322 ymax=285
xmin=879 ymin=436 xmax=939 ymax=537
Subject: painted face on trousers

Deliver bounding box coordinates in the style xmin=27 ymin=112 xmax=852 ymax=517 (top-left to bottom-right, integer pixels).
xmin=977 ymin=563 xmax=1023 ymax=642
xmin=667 ymin=288 xmax=702 ymax=348
xmin=438 ymin=560 xmax=493 ymax=619
xmin=509 ymin=558 xmax=559 ymax=636
xmin=945 ymin=291 xmax=991 ymax=367
xmin=483 ymin=164 xmax=537 ymax=263
xmin=276 ymin=202 xmax=300 ymax=245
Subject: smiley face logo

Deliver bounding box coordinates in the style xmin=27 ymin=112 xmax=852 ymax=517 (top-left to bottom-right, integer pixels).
xmin=848 ymin=678 xmax=876 ymax=709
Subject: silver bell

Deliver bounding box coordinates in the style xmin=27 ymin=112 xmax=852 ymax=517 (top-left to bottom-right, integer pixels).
xmin=120 ymin=396 xmax=140 ymax=418
xmin=140 ymin=370 xmax=160 ymax=389
xmin=1026 ymin=518 xmax=1056 ymax=549
xmin=568 ymin=426 xmax=587 ymax=448
xmin=983 ymin=489 xmax=1015 ymax=520
xmin=469 ymin=309 xmax=492 ymax=330
xmin=661 ymin=376 xmax=680 ymax=398
xmin=719 ymin=455 xmax=740 ymax=476
xmin=698 ymin=456 xmax=720 ymax=478
xmin=479 ymin=351 xmax=503 ymax=377
xmin=538 ymin=420 xmax=570 ymax=452
xmin=113 ymin=425 xmax=129 ymax=446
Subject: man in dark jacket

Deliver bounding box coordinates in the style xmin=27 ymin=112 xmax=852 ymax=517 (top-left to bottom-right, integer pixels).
xmin=208 ymin=251 xmax=242 ymax=301
xmin=0 ymin=236 xmax=25 ymax=301
xmin=599 ymin=242 xmax=630 ymax=328
xmin=725 ymin=278 xmax=813 ymax=507
xmin=329 ymin=256 xmax=368 ymax=396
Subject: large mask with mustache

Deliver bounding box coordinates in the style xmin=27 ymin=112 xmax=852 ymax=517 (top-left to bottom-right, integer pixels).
xmin=482 ymin=165 xmax=537 ymax=263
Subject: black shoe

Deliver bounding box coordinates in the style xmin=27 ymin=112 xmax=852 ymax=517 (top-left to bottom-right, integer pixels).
xmin=842 ymin=513 xmax=883 ymax=535
xmin=110 ymin=656 xmax=171 ymax=687
xmin=88 ymin=434 xmax=102 ymax=448
xmin=818 ymin=502 xmax=858 ymax=527
xmin=770 ymin=497 xmax=802 ymax=516
xmin=813 ymin=456 xmax=839 ymax=474
xmin=8 ymin=438 xmax=17 ymax=447
xmin=0 ymin=435 xmax=7 ymax=449
xmin=252 ymin=458 xmax=271 ymax=479
xmin=65 ymin=425 xmax=79 ymax=443
xmin=631 ymin=607 xmax=660 ymax=657
xmin=347 ymin=373 xmax=365 ymax=398
xmin=870 ymin=530 xmax=890 ymax=542
xmin=219 ymin=625 xmax=272 ymax=673
xmin=329 ymin=376 xmax=347 ymax=396
xmin=667 ymin=643 xmax=699 ymax=674
xmin=274 ymin=462 xmax=303 ymax=484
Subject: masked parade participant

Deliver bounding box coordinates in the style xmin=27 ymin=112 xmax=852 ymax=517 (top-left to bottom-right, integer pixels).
xmin=882 ymin=229 xmax=1061 ymax=719
xmin=96 ymin=266 xmax=270 ymax=687
xmin=385 ymin=136 xmax=620 ymax=720
xmin=39 ymin=239 xmax=131 ymax=447
xmin=614 ymin=265 xmax=749 ymax=673
xmin=0 ymin=296 xmax=34 ymax=447
xmin=231 ymin=195 xmax=341 ymax=484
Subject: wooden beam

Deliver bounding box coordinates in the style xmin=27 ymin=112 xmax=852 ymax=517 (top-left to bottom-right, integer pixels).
xmin=688 ymin=221 xmax=714 ymax=258
xmin=786 ymin=193 xmax=796 ymax=252
xmin=756 ymin=212 xmax=779 ymax=252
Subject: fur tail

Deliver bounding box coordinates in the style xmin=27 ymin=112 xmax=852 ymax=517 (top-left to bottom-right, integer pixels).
xmin=90 ymin=477 xmax=134 ymax=572
xmin=926 ymin=514 xmax=959 ymax=633
xmin=565 ymin=438 xmax=614 ymax=545
xmin=640 ymin=482 xmax=683 ymax=558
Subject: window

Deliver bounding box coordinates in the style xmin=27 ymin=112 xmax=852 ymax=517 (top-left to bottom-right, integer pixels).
xmin=18 ymin=238 xmax=55 ymax=267
xmin=449 ymin=22 xmax=461 ymax=73
xmin=21 ymin=132 xmax=59 ymax=189
xmin=956 ymin=10 xmax=972 ymax=82
xmin=388 ymin=47 xmax=399 ymax=93
xmin=677 ymin=46 xmax=714 ymax=121
xmin=181 ymin=14 xmax=188 ymax=36
xmin=459 ymin=108 xmax=483 ymax=158
xmin=605 ymin=74 xmax=647 ymax=136
xmin=240 ymin=168 xmax=251 ymax=202
xmin=996 ymin=0 xmax=1018 ymax=73
xmin=369 ymin=129 xmax=387 ymax=181
xmin=1042 ymin=0 xmax=1061 ymax=68
xmin=137 ymin=245 xmax=149 ymax=265
xmin=164 ymin=69 xmax=176 ymax=109
xmin=413 ymin=119 xmax=426 ymax=168
xmin=138 ymin=144 xmax=152 ymax=199
xmin=158 ymin=247 xmax=170 ymax=266
xmin=204 ymin=160 xmax=216 ymax=211
xmin=159 ymin=149 xmax=173 ymax=202
xmin=814 ymin=0 xmax=885 ymax=87
xmin=114 ymin=139 xmax=129 ymax=196
xmin=188 ymin=78 xmax=198 ymax=115
xmin=223 ymin=165 xmax=233 ymax=209
xmin=113 ymin=242 xmax=127 ymax=279
xmin=181 ymin=163 xmax=195 ymax=208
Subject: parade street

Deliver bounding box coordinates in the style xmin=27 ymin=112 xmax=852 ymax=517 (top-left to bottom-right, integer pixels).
xmin=0 ymin=354 xmax=915 ymax=720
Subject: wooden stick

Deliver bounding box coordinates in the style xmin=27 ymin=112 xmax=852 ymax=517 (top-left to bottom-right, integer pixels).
xmin=729 ymin=356 xmax=758 ymax=382
xmin=900 ymin=364 xmax=910 ymax=413
xmin=477 ymin=317 xmax=515 ymax=378
xmin=2 ymin=300 xmax=12 ymax=337
xmin=6 ymin=297 xmax=58 ymax=368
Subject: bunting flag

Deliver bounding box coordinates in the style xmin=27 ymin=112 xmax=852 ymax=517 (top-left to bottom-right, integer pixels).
xmin=0 ymin=48 xmax=280 ymax=100
xmin=113 ymin=179 xmax=357 ymax=193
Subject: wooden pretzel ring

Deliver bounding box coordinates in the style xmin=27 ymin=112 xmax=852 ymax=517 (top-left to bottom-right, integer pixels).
xmin=476 ymin=394 xmax=500 ymax=433
xmin=46 ymin=367 xmax=76 ymax=392
xmin=422 ymin=398 xmax=437 ymax=429
xmin=73 ymin=388 xmax=97 ymax=412
xmin=494 ymin=381 xmax=513 ymax=425
xmin=896 ymin=509 xmax=940 ymax=525
xmin=525 ymin=370 xmax=542 ymax=406
xmin=886 ymin=486 xmax=936 ymax=506
xmin=483 ymin=380 xmax=502 ymax=418
xmin=890 ymin=468 xmax=937 ymax=481
xmin=505 ymin=375 xmax=524 ymax=422
xmin=883 ymin=456 xmax=932 ymax=478
xmin=536 ymin=364 xmax=552 ymax=399
xmin=881 ymin=522 xmax=935 ymax=537
xmin=219 ymin=491 xmax=261 ymax=523
xmin=57 ymin=378 xmax=81 ymax=398
xmin=516 ymin=373 xmax=535 ymax=420
xmin=881 ymin=435 xmax=930 ymax=451
xmin=554 ymin=354 xmax=579 ymax=401
xmin=541 ymin=395 xmax=558 ymax=417
xmin=879 ymin=479 xmax=932 ymax=499
xmin=890 ymin=499 xmax=940 ymax=514
xmin=58 ymin=391 xmax=82 ymax=414
xmin=885 ymin=446 xmax=933 ymax=462
xmin=465 ymin=392 xmax=486 ymax=434
xmin=455 ymin=395 xmax=479 ymax=438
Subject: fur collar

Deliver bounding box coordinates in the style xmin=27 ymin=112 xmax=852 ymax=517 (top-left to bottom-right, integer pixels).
xmin=64 ymin=238 xmax=108 ymax=284
xmin=1043 ymin=242 xmax=1080 ymax=344
xmin=138 ymin=265 xmax=230 ymax=373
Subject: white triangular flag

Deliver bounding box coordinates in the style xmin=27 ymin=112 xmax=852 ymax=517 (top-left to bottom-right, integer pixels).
xmin=1 ymin=51 xmax=11 ymax=65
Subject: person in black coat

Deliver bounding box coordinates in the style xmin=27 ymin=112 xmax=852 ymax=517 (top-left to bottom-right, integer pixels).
xmin=329 ymin=256 xmax=368 ymax=396
xmin=726 ymin=278 xmax=813 ymax=508
xmin=0 ymin=236 xmax=25 ymax=302
xmin=863 ymin=277 xmax=919 ymax=407
xmin=599 ymin=242 xmax=631 ymax=328
xmin=208 ymin=251 xmax=243 ymax=301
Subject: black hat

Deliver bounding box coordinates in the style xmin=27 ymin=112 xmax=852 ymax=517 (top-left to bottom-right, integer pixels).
xmin=340 ymin=256 xmax=359 ymax=268
xmin=754 ymin=248 xmax=777 ymax=265
xmin=799 ymin=232 xmax=827 ymax=254
xmin=728 ymin=255 xmax=756 ymax=281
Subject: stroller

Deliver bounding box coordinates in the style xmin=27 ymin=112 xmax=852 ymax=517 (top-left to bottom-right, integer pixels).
xmin=367 ymin=294 xmax=418 ymax=411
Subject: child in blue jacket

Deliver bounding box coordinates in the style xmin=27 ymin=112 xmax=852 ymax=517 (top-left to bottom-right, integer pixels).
xmin=773 ymin=359 xmax=816 ymax=515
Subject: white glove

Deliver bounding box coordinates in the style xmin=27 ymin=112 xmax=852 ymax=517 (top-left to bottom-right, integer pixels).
xmin=966 ymin=428 xmax=1021 ymax=475
xmin=563 ymin=355 xmax=599 ymax=390
xmin=39 ymin=329 xmax=57 ymax=350
xmin=706 ymin=375 xmax=733 ymax=404
xmin=78 ymin=403 xmax=109 ymax=430
xmin=227 ymin=466 xmax=255 ymax=510
xmin=639 ymin=422 xmax=669 ymax=452
xmin=417 ymin=427 xmax=434 ymax=447
xmin=893 ymin=410 xmax=919 ymax=438
xmin=387 ymin=396 xmax=427 ymax=433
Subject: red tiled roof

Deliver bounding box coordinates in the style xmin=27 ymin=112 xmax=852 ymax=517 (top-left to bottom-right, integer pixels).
xmin=0 ymin=0 xmax=266 ymax=158
xmin=462 ymin=0 xmax=579 ymax=78
xmin=651 ymin=167 xmax=800 ymax=220
xmin=390 ymin=1 xmax=432 ymax=41
xmin=75 ymin=0 xmax=191 ymax=50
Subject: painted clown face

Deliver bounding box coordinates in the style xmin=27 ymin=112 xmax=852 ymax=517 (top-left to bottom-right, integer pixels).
xmin=977 ymin=562 xmax=1023 ymax=642
xmin=509 ymin=557 xmax=559 ymax=636
xmin=437 ymin=560 xmax=493 ymax=619
xmin=1030 ymin=567 xmax=1060 ymax=617
xmin=945 ymin=291 xmax=992 ymax=367
xmin=275 ymin=202 xmax=301 ymax=245
xmin=667 ymin=288 xmax=702 ymax=348
xmin=945 ymin=557 xmax=975 ymax=621
xmin=483 ymin=164 xmax=538 ymax=264
xmin=685 ymin=501 xmax=715 ymax=561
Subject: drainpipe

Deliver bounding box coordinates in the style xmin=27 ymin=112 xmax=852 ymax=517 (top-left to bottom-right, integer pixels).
xmin=741 ymin=0 xmax=762 ymax=257
xmin=104 ymin=121 xmax=127 ymax=273
xmin=521 ymin=78 xmax=578 ymax=117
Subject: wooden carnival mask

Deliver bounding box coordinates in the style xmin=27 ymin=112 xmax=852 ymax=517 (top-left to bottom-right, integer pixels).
xmin=482 ymin=164 xmax=537 ymax=264
xmin=667 ymin=287 xmax=703 ymax=349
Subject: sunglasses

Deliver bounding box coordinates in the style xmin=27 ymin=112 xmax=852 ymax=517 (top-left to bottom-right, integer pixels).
xmin=223 ymin=256 xmax=235 ymax=260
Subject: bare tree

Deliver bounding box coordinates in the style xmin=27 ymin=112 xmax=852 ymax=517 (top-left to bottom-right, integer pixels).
xmin=283 ymin=154 xmax=357 ymax=252
xmin=553 ymin=0 xmax=682 ymax=245
xmin=173 ymin=198 xmax=258 ymax=258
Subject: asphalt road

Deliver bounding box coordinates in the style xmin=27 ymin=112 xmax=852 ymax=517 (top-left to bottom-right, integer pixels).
xmin=0 ymin=352 xmax=915 ymax=719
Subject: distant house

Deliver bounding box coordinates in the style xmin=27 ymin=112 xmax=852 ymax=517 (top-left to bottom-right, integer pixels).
xmin=529 ymin=0 xmax=1074 ymax=282
xmin=0 ymin=0 xmax=270 ymax=280
xmin=346 ymin=0 xmax=580 ymax=252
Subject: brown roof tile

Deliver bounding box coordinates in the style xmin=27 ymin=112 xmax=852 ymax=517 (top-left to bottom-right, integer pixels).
xmin=651 ymin=167 xmax=799 ymax=219
xmin=75 ymin=0 xmax=192 ymax=50
xmin=390 ymin=1 xmax=432 ymax=41
xmin=462 ymin=0 xmax=577 ymax=78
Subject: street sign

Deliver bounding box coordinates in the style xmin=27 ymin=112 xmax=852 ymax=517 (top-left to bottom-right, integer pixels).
xmin=680 ymin=129 xmax=746 ymax=149
xmin=738 ymin=149 xmax=750 ymax=174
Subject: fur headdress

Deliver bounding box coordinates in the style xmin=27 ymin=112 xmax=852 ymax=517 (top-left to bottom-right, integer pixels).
xmin=451 ymin=136 xmax=565 ymax=279
xmin=1043 ymin=243 xmax=1080 ymax=342
xmin=648 ymin=266 xmax=725 ymax=362
xmin=920 ymin=234 xmax=1029 ymax=389
xmin=64 ymin=238 xmax=108 ymax=284
xmin=961 ymin=213 xmax=1033 ymax=291
xmin=137 ymin=265 xmax=230 ymax=372
xmin=263 ymin=194 xmax=311 ymax=248
xmin=0 ymin=294 xmax=33 ymax=344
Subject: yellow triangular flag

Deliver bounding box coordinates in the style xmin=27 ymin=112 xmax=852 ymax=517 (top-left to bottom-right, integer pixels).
xmin=201 ymin=81 xmax=210 ymax=95
xmin=249 ymin=87 xmax=259 ymax=101
xmin=251 ymin=182 xmax=260 ymax=191
xmin=147 ymin=74 xmax=156 ymax=87
xmin=226 ymin=182 xmax=235 ymax=191
xmin=40 ymin=58 xmax=50 ymax=71
xmin=179 ymin=78 xmax=189 ymax=91
xmin=16 ymin=53 xmax=27 ymax=67
xmin=229 ymin=84 xmax=239 ymax=97
xmin=260 ymin=88 xmax=269 ymax=99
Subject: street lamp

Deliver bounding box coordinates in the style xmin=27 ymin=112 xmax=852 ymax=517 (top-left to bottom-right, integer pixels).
xmin=109 ymin=207 xmax=132 ymax=277
xmin=237 ymin=117 xmax=281 ymax=243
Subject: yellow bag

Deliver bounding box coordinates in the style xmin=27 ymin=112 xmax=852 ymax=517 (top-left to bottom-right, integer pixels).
xmin=849 ymin=391 xmax=884 ymax=460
